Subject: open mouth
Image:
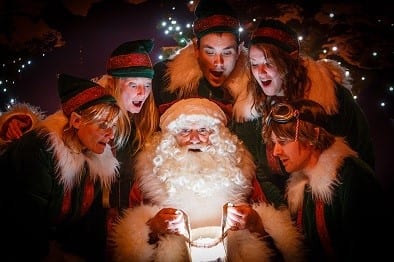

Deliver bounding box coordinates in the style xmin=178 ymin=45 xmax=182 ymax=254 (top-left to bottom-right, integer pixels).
xmin=261 ymin=80 xmax=272 ymax=86
xmin=132 ymin=101 xmax=143 ymax=107
xmin=211 ymin=71 xmax=223 ymax=78
xmin=188 ymin=148 xmax=202 ymax=152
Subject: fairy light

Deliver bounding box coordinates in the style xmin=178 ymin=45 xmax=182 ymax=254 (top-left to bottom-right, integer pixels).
xmin=0 ymin=2 xmax=392 ymax=112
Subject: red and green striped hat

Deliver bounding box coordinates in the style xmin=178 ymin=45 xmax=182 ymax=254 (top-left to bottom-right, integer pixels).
xmin=250 ymin=19 xmax=299 ymax=55
xmin=193 ymin=0 xmax=240 ymax=40
xmin=58 ymin=73 xmax=116 ymax=116
xmin=107 ymin=39 xmax=154 ymax=79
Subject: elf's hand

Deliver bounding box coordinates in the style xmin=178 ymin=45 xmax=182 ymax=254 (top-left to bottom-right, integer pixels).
xmin=3 ymin=115 xmax=32 ymax=141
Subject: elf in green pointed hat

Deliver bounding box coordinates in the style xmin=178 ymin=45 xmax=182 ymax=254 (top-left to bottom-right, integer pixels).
xmin=94 ymin=39 xmax=160 ymax=214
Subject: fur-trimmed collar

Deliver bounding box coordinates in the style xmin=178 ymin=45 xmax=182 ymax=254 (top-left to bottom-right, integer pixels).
xmin=36 ymin=111 xmax=119 ymax=190
xmin=165 ymin=42 xmax=258 ymax=122
xmin=303 ymin=56 xmax=353 ymax=115
xmin=286 ymin=137 xmax=357 ymax=215
xmin=0 ymin=103 xmax=45 ymax=146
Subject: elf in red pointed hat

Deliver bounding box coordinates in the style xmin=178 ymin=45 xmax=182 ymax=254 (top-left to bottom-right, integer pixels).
xmin=0 ymin=73 xmax=129 ymax=261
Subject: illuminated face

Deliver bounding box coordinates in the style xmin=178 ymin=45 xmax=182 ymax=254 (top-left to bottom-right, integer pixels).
xmin=195 ymin=33 xmax=240 ymax=88
xmin=271 ymin=132 xmax=312 ymax=173
xmin=249 ymin=45 xmax=284 ymax=97
xmin=117 ymin=77 xmax=152 ymax=113
xmin=74 ymin=114 xmax=116 ymax=154
xmin=174 ymin=123 xmax=213 ymax=151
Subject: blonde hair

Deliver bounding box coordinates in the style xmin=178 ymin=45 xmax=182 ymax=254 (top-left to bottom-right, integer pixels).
xmin=111 ymin=77 xmax=159 ymax=154
xmin=63 ymin=103 xmax=130 ymax=151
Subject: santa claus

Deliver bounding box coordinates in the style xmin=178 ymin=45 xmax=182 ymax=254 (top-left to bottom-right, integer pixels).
xmin=110 ymin=98 xmax=305 ymax=261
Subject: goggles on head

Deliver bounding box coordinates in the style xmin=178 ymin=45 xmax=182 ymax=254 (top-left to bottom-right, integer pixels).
xmin=265 ymin=102 xmax=300 ymax=141
xmin=265 ymin=103 xmax=299 ymax=125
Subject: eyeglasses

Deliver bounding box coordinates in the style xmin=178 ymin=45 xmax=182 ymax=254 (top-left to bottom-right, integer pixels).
xmin=96 ymin=120 xmax=117 ymax=132
xmin=265 ymin=102 xmax=300 ymax=141
xmin=177 ymin=128 xmax=212 ymax=137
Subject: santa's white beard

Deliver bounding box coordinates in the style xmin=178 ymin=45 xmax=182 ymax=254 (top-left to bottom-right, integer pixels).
xmin=155 ymin=149 xmax=250 ymax=228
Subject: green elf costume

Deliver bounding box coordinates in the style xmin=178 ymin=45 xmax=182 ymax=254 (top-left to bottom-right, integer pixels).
xmin=97 ymin=39 xmax=156 ymax=210
xmin=232 ymin=19 xmax=375 ymax=195
xmin=0 ymin=74 xmax=123 ymax=261
xmin=264 ymin=100 xmax=393 ymax=261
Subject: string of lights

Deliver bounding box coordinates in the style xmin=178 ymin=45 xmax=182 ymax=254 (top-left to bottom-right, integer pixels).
xmin=0 ymin=1 xmax=393 ymax=116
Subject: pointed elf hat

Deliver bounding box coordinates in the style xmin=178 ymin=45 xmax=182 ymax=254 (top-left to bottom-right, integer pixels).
xmin=106 ymin=39 xmax=154 ymax=78
xmin=58 ymin=73 xmax=116 ymax=116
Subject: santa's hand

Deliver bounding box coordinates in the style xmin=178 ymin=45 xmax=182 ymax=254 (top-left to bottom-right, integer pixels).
xmin=226 ymin=204 xmax=266 ymax=236
xmin=147 ymin=208 xmax=185 ymax=236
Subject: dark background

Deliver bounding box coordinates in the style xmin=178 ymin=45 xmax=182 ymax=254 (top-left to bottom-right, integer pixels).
xmin=1 ymin=0 xmax=393 ymax=204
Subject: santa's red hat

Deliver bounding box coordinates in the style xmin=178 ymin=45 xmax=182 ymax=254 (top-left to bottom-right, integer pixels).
xmin=160 ymin=98 xmax=227 ymax=132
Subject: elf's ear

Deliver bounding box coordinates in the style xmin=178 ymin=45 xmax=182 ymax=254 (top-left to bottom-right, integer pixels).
xmin=193 ymin=38 xmax=199 ymax=58
xmin=237 ymin=41 xmax=244 ymax=56
xmin=69 ymin=112 xmax=82 ymax=129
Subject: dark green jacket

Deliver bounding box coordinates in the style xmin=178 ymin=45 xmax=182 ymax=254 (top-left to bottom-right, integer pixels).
xmin=0 ymin=111 xmax=118 ymax=261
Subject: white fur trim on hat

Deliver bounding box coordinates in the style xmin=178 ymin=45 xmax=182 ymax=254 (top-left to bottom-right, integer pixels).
xmin=160 ymin=98 xmax=227 ymax=132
